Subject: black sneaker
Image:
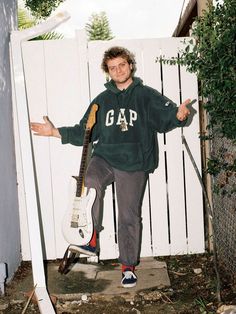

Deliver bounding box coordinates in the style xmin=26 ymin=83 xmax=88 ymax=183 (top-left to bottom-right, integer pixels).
xmin=69 ymin=244 xmax=97 ymax=256
xmin=121 ymin=269 xmax=137 ymax=288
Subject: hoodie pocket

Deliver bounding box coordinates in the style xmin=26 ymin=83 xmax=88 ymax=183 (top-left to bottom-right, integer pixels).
xmin=95 ymin=142 xmax=144 ymax=171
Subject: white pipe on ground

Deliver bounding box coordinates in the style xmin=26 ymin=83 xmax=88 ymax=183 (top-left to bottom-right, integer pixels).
xmin=0 ymin=263 xmax=7 ymax=295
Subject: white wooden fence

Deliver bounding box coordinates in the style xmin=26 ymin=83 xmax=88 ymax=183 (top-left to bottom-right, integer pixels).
xmin=14 ymin=31 xmax=204 ymax=261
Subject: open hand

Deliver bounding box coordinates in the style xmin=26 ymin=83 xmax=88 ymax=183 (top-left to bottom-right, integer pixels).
xmin=176 ymin=99 xmax=191 ymax=121
xmin=30 ymin=116 xmax=61 ymax=138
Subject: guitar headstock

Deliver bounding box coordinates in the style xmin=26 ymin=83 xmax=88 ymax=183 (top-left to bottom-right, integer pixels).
xmin=86 ymin=104 xmax=98 ymax=130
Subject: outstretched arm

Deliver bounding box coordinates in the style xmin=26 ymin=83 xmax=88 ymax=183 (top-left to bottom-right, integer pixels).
xmin=30 ymin=116 xmax=61 ymax=138
xmin=176 ymin=98 xmax=191 ymax=121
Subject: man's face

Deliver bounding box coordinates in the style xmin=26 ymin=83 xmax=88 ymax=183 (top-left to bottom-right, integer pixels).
xmin=107 ymin=57 xmax=133 ymax=85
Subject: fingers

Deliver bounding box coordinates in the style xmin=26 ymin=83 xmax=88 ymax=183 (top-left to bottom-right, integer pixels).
xmin=30 ymin=122 xmax=44 ymax=134
xmin=181 ymin=99 xmax=191 ymax=114
xmin=30 ymin=116 xmax=57 ymax=137
xmin=177 ymin=99 xmax=192 ymax=121
xmin=43 ymin=115 xmax=55 ymax=128
xmin=182 ymin=98 xmax=191 ymax=107
xmin=176 ymin=115 xmax=185 ymax=121
xmin=43 ymin=115 xmax=49 ymax=122
xmin=30 ymin=122 xmax=43 ymax=129
xmin=31 ymin=116 xmax=48 ymax=128
xmin=30 ymin=118 xmax=48 ymax=136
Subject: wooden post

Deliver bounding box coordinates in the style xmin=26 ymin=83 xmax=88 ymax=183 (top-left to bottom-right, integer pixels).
xmin=10 ymin=11 xmax=70 ymax=314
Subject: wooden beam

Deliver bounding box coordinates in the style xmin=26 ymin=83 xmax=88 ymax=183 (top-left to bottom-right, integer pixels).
xmin=10 ymin=11 xmax=70 ymax=314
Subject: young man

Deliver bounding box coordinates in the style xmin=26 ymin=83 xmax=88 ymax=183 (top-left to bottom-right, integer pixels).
xmin=31 ymin=46 xmax=191 ymax=288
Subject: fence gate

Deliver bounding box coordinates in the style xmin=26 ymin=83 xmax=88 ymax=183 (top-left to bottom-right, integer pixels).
xmin=14 ymin=30 xmax=204 ymax=261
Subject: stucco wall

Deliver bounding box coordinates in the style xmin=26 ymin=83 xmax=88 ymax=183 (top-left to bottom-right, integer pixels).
xmin=0 ymin=0 xmax=21 ymax=281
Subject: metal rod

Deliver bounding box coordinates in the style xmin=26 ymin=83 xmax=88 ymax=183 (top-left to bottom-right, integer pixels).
xmin=182 ymin=134 xmax=221 ymax=302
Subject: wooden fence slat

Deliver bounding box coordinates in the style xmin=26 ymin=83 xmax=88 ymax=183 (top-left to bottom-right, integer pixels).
xmin=43 ymin=39 xmax=88 ymax=257
xmin=22 ymin=41 xmax=56 ymax=260
xmin=140 ymin=186 xmax=153 ymax=257
xmin=160 ymin=39 xmax=188 ymax=255
xmin=139 ymin=40 xmax=170 ymax=256
xmin=149 ymin=148 xmax=171 ymax=256
xmin=99 ymin=185 xmax=119 ymax=260
xmin=180 ymin=64 xmax=205 ymax=253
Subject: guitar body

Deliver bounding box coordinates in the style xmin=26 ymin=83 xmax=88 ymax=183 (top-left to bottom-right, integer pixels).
xmin=62 ymin=187 xmax=96 ymax=246
xmin=61 ymin=104 xmax=98 ymax=248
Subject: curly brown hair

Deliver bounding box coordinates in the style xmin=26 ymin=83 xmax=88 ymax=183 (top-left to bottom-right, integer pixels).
xmin=101 ymin=46 xmax=136 ymax=74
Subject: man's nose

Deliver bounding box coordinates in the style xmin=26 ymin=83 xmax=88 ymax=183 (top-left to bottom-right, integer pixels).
xmin=116 ymin=65 xmax=122 ymax=73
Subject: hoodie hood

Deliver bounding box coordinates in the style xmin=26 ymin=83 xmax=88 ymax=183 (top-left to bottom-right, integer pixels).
xmin=104 ymin=77 xmax=143 ymax=94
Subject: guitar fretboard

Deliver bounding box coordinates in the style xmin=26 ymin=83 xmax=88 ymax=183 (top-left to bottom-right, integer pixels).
xmin=75 ymin=129 xmax=91 ymax=197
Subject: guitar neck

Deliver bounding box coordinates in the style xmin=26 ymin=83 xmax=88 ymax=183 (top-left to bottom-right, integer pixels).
xmin=76 ymin=129 xmax=91 ymax=197
xmin=74 ymin=103 xmax=98 ymax=197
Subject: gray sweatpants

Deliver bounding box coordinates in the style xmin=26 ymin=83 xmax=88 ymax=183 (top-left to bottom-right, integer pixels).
xmin=85 ymin=156 xmax=147 ymax=266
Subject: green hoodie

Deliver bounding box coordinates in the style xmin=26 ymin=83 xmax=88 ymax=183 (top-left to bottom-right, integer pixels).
xmin=59 ymin=77 xmax=186 ymax=173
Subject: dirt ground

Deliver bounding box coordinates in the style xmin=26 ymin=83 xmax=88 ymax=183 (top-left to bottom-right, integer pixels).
xmin=1 ymin=253 xmax=236 ymax=314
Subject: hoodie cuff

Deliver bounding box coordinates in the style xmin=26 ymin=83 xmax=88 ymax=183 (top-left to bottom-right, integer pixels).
xmin=58 ymin=127 xmax=69 ymax=144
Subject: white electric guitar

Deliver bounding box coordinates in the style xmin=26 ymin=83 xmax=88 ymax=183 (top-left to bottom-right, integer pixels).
xmin=62 ymin=104 xmax=98 ymax=246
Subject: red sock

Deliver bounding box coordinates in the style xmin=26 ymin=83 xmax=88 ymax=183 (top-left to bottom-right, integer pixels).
xmin=89 ymin=229 xmax=97 ymax=247
xmin=122 ymin=264 xmax=135 ymax=272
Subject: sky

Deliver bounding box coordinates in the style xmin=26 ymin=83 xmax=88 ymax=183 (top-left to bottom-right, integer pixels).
xmin=54 ymin=0 xmax=188 ymax=39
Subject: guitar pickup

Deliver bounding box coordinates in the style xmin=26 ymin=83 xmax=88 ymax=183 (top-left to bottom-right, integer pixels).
xmin=71 ymin=221 xmax=78 ymax=228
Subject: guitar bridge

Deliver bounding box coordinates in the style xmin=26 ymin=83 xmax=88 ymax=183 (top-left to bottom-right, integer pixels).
xmin=70 ymin=221 xmax=78 ymax=228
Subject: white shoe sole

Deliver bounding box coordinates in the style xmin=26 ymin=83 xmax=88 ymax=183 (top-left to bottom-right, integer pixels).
xmin=121 ymin=282 xmax=137 ymax=288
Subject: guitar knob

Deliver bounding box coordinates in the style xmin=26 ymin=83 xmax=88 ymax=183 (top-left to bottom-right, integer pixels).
xmin=78 ymin=228 xmax=84 ymax=238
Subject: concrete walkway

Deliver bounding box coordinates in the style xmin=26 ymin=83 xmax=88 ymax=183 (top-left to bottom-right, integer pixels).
xmin=13 ymin=257 xmax=170 ymax=302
